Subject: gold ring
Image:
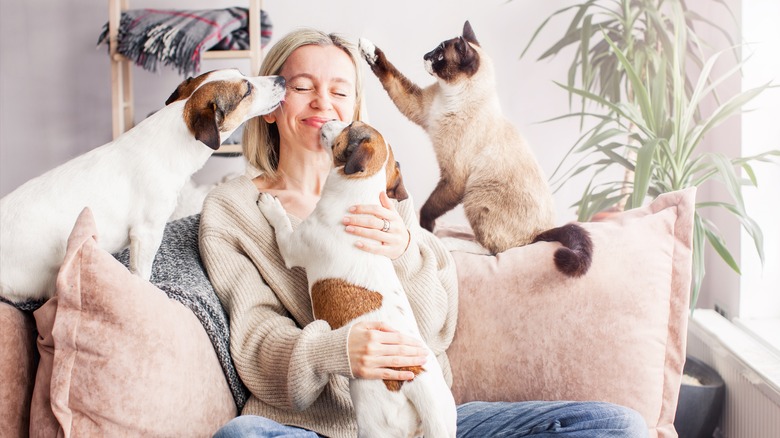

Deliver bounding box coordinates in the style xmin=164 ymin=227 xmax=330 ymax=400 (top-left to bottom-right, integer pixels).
xmin=381 ymin=218 xmax=390 ymax=232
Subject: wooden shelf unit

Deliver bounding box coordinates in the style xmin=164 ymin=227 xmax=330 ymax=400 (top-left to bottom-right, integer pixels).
xmin=107 ymin=0 xmax=263 ymax=155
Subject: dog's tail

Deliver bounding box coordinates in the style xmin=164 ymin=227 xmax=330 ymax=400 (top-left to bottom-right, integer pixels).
xmin=532 ymin=223 xmax=593 ymax=277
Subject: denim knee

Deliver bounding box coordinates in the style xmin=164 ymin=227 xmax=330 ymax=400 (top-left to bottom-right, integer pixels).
xmin=613 ymin=405 xmax=648 ymax=437
xmin=456 ymin=400 xmax=648 ymax=437
xmin=213 ymin=415 xmax=319 ymax=438
xmin=583 ymin=402 xmax=647 ymax=437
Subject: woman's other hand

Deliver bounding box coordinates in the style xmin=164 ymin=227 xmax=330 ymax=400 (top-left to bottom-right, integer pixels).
xmin=347 ymin=321 xmax=428 ymax=380
xmin=343 ymin=192 xmax=411 ymax=259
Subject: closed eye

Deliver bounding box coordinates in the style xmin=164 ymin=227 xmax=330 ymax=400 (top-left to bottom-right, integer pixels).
xmin=290 ymin=85 xmax=312 ymax=93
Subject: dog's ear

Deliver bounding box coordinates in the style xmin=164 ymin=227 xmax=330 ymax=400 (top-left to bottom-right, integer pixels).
xmin=166 ymin=71 xmax=216 ymax=105
xmin=188 ymin=102 xmax=222 ymax=150
xmin=386 ymin=160 xmax=409 ymax=201
xmin=165 ymin=77 xmax=191 ymax=105
xmin=166 ymin=75 xmax=205 ymax=105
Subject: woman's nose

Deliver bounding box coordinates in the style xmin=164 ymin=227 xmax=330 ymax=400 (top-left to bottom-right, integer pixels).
xmin=311 ymin=90 xmax=332 ymax=110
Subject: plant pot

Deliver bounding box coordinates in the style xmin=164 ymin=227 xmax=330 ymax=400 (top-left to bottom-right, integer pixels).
xmin=589 ymin=206 xmax=623 ymax=222
xmin=674 ymin=356 xmax=725 ymax=438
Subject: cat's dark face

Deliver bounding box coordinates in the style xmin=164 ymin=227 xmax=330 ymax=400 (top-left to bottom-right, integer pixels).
xmin=423 ymin=21 xmax=481 ymax=82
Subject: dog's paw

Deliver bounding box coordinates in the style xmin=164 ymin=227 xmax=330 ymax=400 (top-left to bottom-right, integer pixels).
xmin=359 ymin=38 xmax=378 ymax=65
xmin=257 ymin=193 xmax=287 ymax=227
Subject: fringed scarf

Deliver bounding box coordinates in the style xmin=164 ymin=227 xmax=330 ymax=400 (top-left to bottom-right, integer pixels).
xmin=98 ymin=7 xmax=272 ymax=76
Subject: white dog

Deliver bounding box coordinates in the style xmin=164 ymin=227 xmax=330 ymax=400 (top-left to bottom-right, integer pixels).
xmin=0 ymin=69 xmax=285 ymax=303
xmin=257 ymin=120 xmax=457 ymax=438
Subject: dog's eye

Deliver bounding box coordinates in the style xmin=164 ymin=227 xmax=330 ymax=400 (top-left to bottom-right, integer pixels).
xmin=243 ymin=82 xmax=253 ymax=98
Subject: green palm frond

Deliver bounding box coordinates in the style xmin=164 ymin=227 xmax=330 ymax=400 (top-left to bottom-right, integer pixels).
xmin=516 ymin=0 xmax=780 ymax=309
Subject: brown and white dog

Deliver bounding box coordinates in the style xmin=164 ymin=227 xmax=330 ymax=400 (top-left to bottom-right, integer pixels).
xmin=257 ymin=120 xmax=457 ymax=438
xmin=0 ymin=69 xmax=285 ymax=303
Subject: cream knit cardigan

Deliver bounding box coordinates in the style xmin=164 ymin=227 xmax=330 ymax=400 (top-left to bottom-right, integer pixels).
xmin=199 ymin=175 xmax=458 ymax=438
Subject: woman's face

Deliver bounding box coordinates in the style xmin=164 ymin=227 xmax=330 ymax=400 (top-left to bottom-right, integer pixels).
xmin=266 ymin=44 xmax=357 ymax=152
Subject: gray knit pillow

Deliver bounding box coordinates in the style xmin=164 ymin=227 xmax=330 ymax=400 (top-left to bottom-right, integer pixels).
xmin=114 ymin=214 xmax=248 ymax=410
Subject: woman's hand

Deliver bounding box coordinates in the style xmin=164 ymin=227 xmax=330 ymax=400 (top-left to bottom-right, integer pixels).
xmin=347 ymin=321 xmax=428 ymax=380
xmin=343 ymin=192 xmax=411 ymax=259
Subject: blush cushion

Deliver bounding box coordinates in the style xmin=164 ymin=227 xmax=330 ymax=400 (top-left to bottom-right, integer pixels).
xmin=0 ymin=301 xmax=37 ymax=437
xmin=441 ymin=188 xmax=695 ymax=438
xmin=29 ymin=207 xmax=236 ymax=437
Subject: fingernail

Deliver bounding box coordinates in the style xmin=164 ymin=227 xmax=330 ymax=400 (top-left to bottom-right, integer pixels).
xmin=349 ymin=206 xmax=357 ymax=212
xmin=342 ymin=216 xmax=350 ymax=224
xmin=345 ymin=226 xmax=355 ymax=233
xmin=404 ymin=372 xmax=415 ymax=380
xmin=355 ymin=241 xmax=364 ymax=248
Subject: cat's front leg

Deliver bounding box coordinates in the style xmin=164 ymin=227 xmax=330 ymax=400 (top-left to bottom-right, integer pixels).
xmin=419 ymin=177 xmax=465 ymax=232
xmin=359 ymin=38 xmax=429 ymax=127
xmin=257 ymin=193 xmax=304 ymax=268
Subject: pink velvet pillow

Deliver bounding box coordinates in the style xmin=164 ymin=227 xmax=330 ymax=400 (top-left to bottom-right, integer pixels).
xmin=30 ymin=207 xmax=236 ymax=437
xmin=442 ymin=188 xmax=695 ymax=438
xmin=0 ymin=301 xmax=37 ymax=437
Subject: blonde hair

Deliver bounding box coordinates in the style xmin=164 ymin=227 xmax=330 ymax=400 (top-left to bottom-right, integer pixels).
xmin=243 ymin=28 xmax=365 ymax=179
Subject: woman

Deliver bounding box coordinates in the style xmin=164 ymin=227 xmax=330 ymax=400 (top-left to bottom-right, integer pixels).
xmin=200 ymin=28 xmax=647 ymax=437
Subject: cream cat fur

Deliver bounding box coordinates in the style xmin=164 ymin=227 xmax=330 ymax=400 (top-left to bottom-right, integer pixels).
xmin=360 ymin=21 xmax=592 ymax=276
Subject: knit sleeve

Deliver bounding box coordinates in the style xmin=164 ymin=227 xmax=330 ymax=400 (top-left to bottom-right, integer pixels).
xmin=392 ymin=196 xmax=459 ymax=362
xmin=198 ymin=187 xmax=353 ymax=411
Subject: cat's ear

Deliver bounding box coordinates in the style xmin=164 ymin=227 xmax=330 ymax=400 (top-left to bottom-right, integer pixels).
xmin=456 ymin=37 xmax=471 ymax=54
xmin=462 ymin=20 xmax=479 ymax=46
xmin=456 ymin=36 xmax=479 ymax=61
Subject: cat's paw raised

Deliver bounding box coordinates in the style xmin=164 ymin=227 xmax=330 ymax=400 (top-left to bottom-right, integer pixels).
xmin=358 ymin=38 xmax=378 ymax=65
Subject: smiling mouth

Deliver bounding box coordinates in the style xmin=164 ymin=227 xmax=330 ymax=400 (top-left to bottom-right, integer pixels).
xmin=305 ymin=117 xmax=338 ymax=128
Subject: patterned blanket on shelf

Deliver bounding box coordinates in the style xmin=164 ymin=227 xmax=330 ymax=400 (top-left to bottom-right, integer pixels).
xmin=97 ymin=7 xmax=272 ymax=76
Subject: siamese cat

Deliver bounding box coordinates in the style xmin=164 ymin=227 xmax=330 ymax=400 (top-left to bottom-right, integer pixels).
xmin=359 ymin=21 xmax=593 ymax=276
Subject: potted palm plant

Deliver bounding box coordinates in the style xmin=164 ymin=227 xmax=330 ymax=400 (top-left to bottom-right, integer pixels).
xmin=518 ymin=0 xmax=778 ymax=310
xmin=519 ymin=1 xmax=777 ymax=433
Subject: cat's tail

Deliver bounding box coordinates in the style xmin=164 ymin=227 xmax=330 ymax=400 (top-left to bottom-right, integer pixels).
xmin=532 ymin=223 xmax=593 ymax=277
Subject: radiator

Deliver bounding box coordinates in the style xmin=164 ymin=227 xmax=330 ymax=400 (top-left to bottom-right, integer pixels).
xmin=686 ymin=310 xmax=780 ymax=438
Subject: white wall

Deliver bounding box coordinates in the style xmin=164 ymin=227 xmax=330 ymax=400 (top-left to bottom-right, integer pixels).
xmin=0 ymin=0 xmax=584 ymax=226
xmin=2 ymin=0 xmax=769 ymax=314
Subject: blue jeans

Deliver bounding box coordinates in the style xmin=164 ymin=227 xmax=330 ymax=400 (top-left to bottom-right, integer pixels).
xmin=213 ymin=401 xmax=648 ymax=437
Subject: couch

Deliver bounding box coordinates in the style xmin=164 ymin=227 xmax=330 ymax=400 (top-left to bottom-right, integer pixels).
xmin=0 ymin=188 xmax=695 ymax=438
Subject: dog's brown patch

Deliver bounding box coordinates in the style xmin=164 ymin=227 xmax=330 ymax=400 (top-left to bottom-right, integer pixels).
xmin=165 ymin=73 xmax=212 ymax=105
xmin=183 ymin=80 xmax=250 ymax=150
xmin=332 ymin=122 xmax=388 ymax=178
xmin=310 ymin=278 xmax=383 ymax=329
xmin=383 ymin=365 xmax=425 ymax=391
